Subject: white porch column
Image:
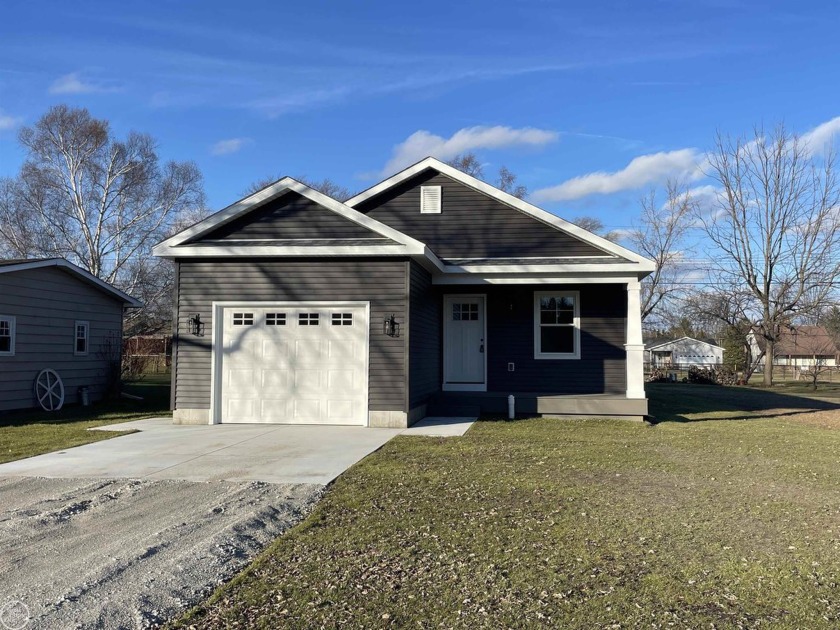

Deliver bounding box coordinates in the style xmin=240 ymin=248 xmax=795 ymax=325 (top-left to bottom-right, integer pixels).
xmin=625 ymin=280 xmax=646 ymax=399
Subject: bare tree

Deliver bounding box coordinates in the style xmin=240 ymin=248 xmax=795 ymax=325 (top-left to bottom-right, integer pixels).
xmin=447 ymin=153 xmax=484 ymax=179
xmin=0 ymin=105 xmax=205 ymax=332
xmin=791 ymin=329 xmax=838 ymax=390
xmin=699 ymin=124 xmax=840 ymax=386
xmin=447 ymin=152 xmax=527 ymax=199
xmin=572 ymin=216 xmax=620 ymax=242
xmin=629 ymin=180 xmax=695 ymax=323
xmin=243 ymin=175 xmax=353 ymax=201
xmin=684 ymin=288 xmax=764 ymax=382
xmin=496 ymin=166 xmax=527 ymax=199
xmin=820 ymin=305 xmax=840 ymax=347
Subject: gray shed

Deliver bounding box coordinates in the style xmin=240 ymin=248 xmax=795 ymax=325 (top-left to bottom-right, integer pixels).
xmin=0 ymin=258 xmax=142 ymax=412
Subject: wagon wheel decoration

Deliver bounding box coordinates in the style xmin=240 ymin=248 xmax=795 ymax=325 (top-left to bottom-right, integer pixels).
xmin=34 ymin=368 xmax=65 ymax=411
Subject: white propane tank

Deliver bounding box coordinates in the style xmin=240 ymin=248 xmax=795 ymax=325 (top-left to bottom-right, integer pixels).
xmin=508 ymin=394 xmax=515 ymax=420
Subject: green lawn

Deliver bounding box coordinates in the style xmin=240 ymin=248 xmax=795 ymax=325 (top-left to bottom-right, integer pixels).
xmin=174 ymin=383 xmax=840 ymax=629
xmin=0 ymin=375 xmax=171 ymax=464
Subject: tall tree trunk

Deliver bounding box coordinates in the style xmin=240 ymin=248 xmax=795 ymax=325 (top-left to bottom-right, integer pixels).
xmin=763 ymin=339 xmax=775 ymax=386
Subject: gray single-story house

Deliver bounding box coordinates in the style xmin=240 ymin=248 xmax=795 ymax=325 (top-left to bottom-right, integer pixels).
xmin=646 ymin=336 xmax=724 ymax=367
xmin=154 ymin=157 xmax=655 ymax=427
xmin=0 ymin=258 xmax=142 ymax=412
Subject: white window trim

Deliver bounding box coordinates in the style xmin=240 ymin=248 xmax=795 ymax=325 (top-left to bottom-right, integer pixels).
xmin=0 ymin=315 xmax=15 ymax=357
xmin=533 ymin=291 xmax=580 ymax=360
xmin=74 ymin=320 xmax=89 ymax=356
xmin=420 ymin=185 xmax=442 ymax=214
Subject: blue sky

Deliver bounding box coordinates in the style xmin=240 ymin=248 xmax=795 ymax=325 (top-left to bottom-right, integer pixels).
xmin=1 ymin=0 xmax=839 ymax=233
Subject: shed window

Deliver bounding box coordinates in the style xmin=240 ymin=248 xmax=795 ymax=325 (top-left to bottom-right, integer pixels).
xmin=74 ymin=321 xmax=89 ymax=356
xmin=420 ymin=186 xmax=442 ymax=214
xmin=0 ymin=315 xmax=15 ymax=356
xmin=534 ymin=291 xmax=580 ymax=360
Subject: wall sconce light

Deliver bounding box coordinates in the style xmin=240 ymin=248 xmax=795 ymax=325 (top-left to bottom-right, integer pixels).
xmin=189 ymin=313 xmax=204 ymax=336
xmin=383 ymin=314 xmax=400 ymax=337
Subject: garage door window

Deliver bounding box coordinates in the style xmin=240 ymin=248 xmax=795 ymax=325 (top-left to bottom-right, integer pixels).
xmin=266 ymin=313 xmax=286 ymax=326
xmin=232 ymin=312 xmax=254 ymax=326
xmin=299 ymin=313 xmax=319 ymax=326
xmin=332 ymin=313 xmax=353 ymax=326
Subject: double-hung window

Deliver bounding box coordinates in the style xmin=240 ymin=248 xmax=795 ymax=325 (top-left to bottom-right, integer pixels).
xmin=534 ymin=291 xmax=580 ymax=359
xmin=0 ymin=315 xmax=15 ymax=356
xmin=74 ymin=321 xmax=89 ymax=356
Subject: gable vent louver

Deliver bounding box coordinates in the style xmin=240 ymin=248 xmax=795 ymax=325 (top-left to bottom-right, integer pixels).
xmin=420 ymin=186 xmax=442 ymax=214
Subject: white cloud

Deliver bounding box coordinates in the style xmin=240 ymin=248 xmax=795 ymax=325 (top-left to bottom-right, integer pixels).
xmin=48 ymin=72 xmax=118 ymax=95
xmin=0 ymin=110 xmax=23 ymax=131
xmin=381 ymin=125 xmax=558 ymax=176
xmin=801 ymin=116 xmax=840 ymax=156
xmin=531 ymin=148 xmax=705 ymax=202
xmin=210 ymin=137 xmax=252 ymax=156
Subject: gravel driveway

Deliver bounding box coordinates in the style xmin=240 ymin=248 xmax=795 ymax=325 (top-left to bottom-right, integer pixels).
xmin=0 ymin=476 xmax=321 ymax=629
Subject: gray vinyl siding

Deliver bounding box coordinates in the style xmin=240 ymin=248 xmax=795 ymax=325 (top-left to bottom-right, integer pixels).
xmin=441 ymin=284 xmax=627 ymax=395
xmin=195 ymin=191 xmax=383 ymax=241
xmin=0 ymin=268 xmax=124 ymax=411
xmin=174 ymin=258 xmax=408 ymax=412
xmin=355 ymin=171 xmax=610 ymax=259
xmin=408 ymin=262 xmax=441 ymax=409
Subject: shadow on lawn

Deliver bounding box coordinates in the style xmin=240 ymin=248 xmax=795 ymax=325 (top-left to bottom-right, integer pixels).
xmin=0 ymin=378 xmax=170 ymax=428
xmin=647 ymin=383 xmax=840 ymax=423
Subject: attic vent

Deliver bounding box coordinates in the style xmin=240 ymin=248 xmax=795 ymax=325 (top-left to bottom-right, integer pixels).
xmin=420 ymin=186 xmax=442 ymax=214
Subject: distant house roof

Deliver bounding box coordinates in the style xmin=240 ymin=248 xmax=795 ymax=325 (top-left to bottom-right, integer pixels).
xmin=646 ymin=336 xmax=724 ymax=352
xmin=0 ymin=258 xmax=143 ymax=307
xmin=753 ymin=326 xmax=840 ymax=357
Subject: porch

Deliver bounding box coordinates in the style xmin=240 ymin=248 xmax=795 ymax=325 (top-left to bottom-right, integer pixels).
xmin=425 ymin=390 xmax=648 ymax=421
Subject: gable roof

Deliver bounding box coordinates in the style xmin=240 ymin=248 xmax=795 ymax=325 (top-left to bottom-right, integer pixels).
xmin=153 ymin=163 xmax=656 ymax=281
xmin=0 ymin=258 xmax=143 ymax=307
xmin=752 ymin=326 xmax=840 ymax=357
xmin=153 ymin=177 xmax=440 ymax=266
xmin=346 ymin=157 xmax=655 ymax=272
xmin=646 ymin=336 xmax=724 ymax=351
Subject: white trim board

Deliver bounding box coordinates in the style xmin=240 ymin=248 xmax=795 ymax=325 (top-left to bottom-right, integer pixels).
xmin=433 ymin=273 xmax=642 ymax=285
xmin=0 ymin=258 xmax=142 ymax=307
xmin=346 ymin=157 xmax=656 ymax=274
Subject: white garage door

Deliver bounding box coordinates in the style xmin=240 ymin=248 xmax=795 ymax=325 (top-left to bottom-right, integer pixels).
xmin=216 ymin=303 xmax=368 ymax=425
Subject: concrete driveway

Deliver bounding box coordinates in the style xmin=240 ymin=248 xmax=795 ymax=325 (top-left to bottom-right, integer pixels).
xmin=0 ymin=418 xmax=403 ymax=484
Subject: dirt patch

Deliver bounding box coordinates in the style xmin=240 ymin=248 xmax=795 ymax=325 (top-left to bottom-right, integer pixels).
xmin=0 ymin=477 xmax=321 ymax=629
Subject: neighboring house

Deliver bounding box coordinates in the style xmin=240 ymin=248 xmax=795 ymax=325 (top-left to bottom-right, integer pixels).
xmin=748 ymin=326 xmax=840 ymax=368
xmin=646 ymin=337 xmax=724 ymax=367
xmin=0 ymin=258 xmax=142 ymax=412
xmin=153 ymin=157 xmax=656 ymax=427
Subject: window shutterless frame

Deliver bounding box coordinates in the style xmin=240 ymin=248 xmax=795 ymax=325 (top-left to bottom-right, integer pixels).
xmin=0 ymin=315 xmax=15 ymax=356
xmin=74 ymin=320 xmax=89 ymax=356
xmin=533 ymin=290 xmax=580 ymax=360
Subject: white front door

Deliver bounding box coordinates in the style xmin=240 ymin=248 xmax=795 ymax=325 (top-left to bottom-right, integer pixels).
xmin=215 ymin=303 xmax=368 ymax=425
xmin=443 ymin=295 xmax=486 ymax=391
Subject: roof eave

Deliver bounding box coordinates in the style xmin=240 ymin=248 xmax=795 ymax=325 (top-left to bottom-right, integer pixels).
xmin=0 ymin=258 xmax=143 ymax=307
